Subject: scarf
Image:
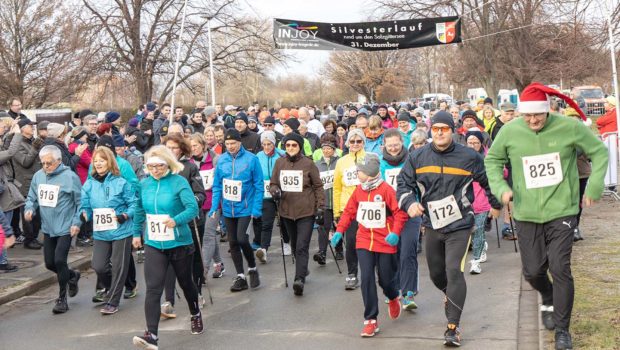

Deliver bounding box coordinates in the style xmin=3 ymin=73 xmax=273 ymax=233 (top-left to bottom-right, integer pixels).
xmin=93 ymin=171 xmax=108 ymax=183
xmin=382 ymin=147 xmax=408 ymax=166
xmin=361 ymin=175 xmax=383 ymax=191
xmin=286 ymin=152 xmax=302 ymax=163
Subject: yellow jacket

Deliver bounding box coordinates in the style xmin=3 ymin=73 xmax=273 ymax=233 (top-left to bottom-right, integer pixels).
xmin=333 ymin=149 xmax=366 ymax=218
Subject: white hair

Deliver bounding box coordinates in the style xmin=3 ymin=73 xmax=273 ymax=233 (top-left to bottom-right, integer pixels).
xmin=39 ymin=145 xmax=62 ymax=161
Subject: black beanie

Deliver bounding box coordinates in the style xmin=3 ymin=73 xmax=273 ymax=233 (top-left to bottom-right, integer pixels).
xmin=235 ymin=112 xmax=248 ymax=125
xmin=282 ymin=132 xmax=305 ymax=150
xmin=397 ymin=111 xmax=410 ymax=122
xmin=97 ymin=135 xmax=115 ymax=153
xmin=224 ymin=128 xmax=241 ymax=142
xmin=431 ymin=111 xmax=455 ymax=130
xmin=284 ymin=118 xmax=300 ymax=131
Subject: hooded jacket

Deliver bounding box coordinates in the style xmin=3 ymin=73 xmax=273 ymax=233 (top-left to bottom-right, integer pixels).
xmin=240 ymin=128 xmax=261 ymax=154
xmin=210 ymin=146 xmax=264 ymax=218
xmin=25 ymin=164 xmax=82 ymax=237
xmin=9 ymin=133 xmax=41 ymax=197
xmin=336 ymin=181 xmax=408 ymax=254
xmin=80 ymin=173 xmax=137 ymax=241
xmin=190 ymin=149 xmax=218 ymax=210
xmin=333 ymin=148 xmax=366 ymax=217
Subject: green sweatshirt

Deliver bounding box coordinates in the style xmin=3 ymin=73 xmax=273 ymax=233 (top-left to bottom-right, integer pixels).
xmin=485 ymin=113 xmax=608 ymax=223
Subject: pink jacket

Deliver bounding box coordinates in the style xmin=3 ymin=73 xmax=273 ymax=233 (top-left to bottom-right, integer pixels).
xmin=472 ymin=182 xmax=491 ymax=214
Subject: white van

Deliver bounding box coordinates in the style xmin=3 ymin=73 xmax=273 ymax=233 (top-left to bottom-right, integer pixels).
xmin=467 ymin=88 xmax=488 ymax=105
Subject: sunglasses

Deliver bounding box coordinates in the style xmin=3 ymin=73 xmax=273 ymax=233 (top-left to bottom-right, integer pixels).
xmin=349 ymin=139 xmax=363 ymax=144
xmin=285 ymin=143 xmax=299 ymax=148
xmin=431 ymin=126 xmax=452 ymax=133
xmin=263 ymin=124 xmax=273 ymax=127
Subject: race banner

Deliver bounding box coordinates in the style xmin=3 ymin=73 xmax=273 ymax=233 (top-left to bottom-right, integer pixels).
xmin=273 ymin=17 xmax=461 ymax=51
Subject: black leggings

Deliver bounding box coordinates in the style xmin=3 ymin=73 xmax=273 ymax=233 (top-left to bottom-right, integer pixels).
xmin=253 ymin=199 xmax=277 ymax=249
xmin=164 ymin=223 xmax=205 ymax=304
xmin=425 ymin=227 xmax=471 ymax=326
xmin=43 ymin=234 xmax=76 ymax=298
xmin=345 ymin=221 xmax=358 ymax=276
xmin=144 ymin=244 xmax=199 ymax=336
xmin=224 ymin=216 xmax=256 ymax=274
xmin=576 ymin=177 xmax=588 ymax=227
xmin=282 ymin=216 xmax=314 ymax=281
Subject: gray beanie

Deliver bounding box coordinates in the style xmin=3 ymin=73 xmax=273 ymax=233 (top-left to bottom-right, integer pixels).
xmin=357 ymin=153 xmax=380 ymax=177
xmin=204 ymin=106 xmax=216 ymax=116
xmin=260 ymin=130 xmax=276 ymax=146
xmin=346 ymin=128 xmax=366 ymax=145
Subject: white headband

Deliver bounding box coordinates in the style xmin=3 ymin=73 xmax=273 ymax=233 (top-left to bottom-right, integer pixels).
xmin=146 ymin=156 xmax=166 ymax=165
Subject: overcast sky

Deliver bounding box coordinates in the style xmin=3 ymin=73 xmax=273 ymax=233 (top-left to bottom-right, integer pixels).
xmin=246 ymin=0 xmax=372 ymax=77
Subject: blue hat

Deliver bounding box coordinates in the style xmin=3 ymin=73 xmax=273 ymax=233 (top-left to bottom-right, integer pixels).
xmin=112 ymin=134 xmax=125 ymax=147
xmin=146 ymin=102 xmax=157 ymax=112
xmin=105 ymin=111 xmax=121 ymax=123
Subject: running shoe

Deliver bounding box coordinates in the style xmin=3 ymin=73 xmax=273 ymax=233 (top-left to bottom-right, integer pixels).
xmin=443 ymin=323 xmax=461 ymax=347
xmin=313 ymin=251 xmax=326 ymax=265
xmin=402 ymin=291 xmax=418 ymax=310
xmin=191 ymin=313 xmax=204 ymax=335
xmin=388 ymin=296 xmax=402 ymax=319
xmin=160 ymin=302 xmax=176 ymax=319
xmin=283 ymin=243 xmax=292 ymax=256
xmin=0 ymin=263 xmax=18 ymax=273
xmin=230 ymin=276 xmax=248 ymax=292
xmin=133 ymin=331 xmax=158 ymax=350
xmin=14 ymin=235 xmax=25 ymax=244
xmin=541 ymin=305 xmax=555 ymax=330
xmin=554 ymin=328 xmax=572 ymax=350
xmin=345 ymin=274 xmax=358 ymax=290
xmin=92 ymin=288 xmax=107 ymax=303
xmin=334 ymin=251 xmax=344 ymax=260
xmin=573 ymin=228 xmax=584 ymax=242
xmin=248 ymin=269 xmax=260 ymax=289
xmin=255 ymin=248 xmax=267 ymax=264
xmin=124 ymin=286 xmax=138 ymax=299
xmin=360 ymin=319 xmax=380 ymax=337
xmin=469 ymin=259 xmax=482 ymax=274
xmin=250 ymin=242 xmax=260 ymax=251
xmin=293 ymin=279 xmax=304 ymax=296
xmin=212 ymin=263 xmax=225 ymax=278
xmin=52 ymin=297 xmax=68 ymax=314
xmin=480 ymin=241 xmax=488 ymax=263
xmin=100 ymin=303 xmax=118 ymax=315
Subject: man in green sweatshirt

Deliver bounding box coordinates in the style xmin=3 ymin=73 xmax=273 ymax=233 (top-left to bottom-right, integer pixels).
xmin=485 ymin=83 xmax=609 ymax=350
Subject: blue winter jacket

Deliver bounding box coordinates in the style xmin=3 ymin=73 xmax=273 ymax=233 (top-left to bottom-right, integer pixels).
xmin=80 ymin=173 xmax=137 ymax=241
xmin=210 ymin=146 xmax=264 ymax=218
xmin=365 ymin=134 xmax=384 ymax=155
xmin=257 ymin=148 xmax=285 ymax=181
xmin=25 ymin=164 xmax=82 ymax=237
xmin=399 ymin=123 xmax=416 ymax=149
xmin=132 ymin=172 xmax=199 ymax=250
xmin=88 ymin=155 xmax=139 ymax=193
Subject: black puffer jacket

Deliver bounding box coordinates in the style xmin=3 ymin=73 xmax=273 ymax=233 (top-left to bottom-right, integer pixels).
xmin=396 ymin=141 xmax=501 ymax=233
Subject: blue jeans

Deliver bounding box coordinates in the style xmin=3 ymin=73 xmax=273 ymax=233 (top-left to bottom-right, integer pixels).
xmin=0 ymin=210 xmax=14 ymax=264
xmin=397 ymin=217 xmax=421 ymax=294
xmin=472 ymin=212 xmax=488 ymax=260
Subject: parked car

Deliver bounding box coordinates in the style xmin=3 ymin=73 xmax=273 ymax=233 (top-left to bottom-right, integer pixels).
xmin=571 ymin=86 xmax=606 ymax=116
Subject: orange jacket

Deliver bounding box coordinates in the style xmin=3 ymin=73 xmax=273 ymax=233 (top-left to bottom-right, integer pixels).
xmin=336 ymin=181 xmax=408 ymax=254
xmin=596 ymin=108 xmax=617 ymax=136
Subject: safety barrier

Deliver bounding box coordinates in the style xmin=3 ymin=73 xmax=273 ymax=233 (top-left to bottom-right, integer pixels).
xmin=601 ymin=132 xmax=620 ymax=200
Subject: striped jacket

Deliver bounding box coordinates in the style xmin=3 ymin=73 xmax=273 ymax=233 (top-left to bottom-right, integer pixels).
xmin=396 ymin=141 xmax=501 ymax=233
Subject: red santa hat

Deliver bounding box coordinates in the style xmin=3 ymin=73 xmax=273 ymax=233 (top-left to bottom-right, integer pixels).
xmin=519 ymin=82 xmax=586 ymax=121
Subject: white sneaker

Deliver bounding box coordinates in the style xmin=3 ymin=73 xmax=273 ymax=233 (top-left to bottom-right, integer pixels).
xmin=480 ymin=241 xmax=488 ymax=263
xmin=283 ymin=243 xmax=292 ymax=256
xmin=469 ymin=259 xmax=482 ymax=274
xmin=160 ymin=301 xmax=176 ymax=319
xmin=256 ymin=248 xmax=267 ymax=264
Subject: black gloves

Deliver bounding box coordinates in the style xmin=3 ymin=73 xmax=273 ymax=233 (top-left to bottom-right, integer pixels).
xmin=315 ymin=208 xmax=325 ymax=225
xmin=117 ymin=214 xmax=128 ymax=224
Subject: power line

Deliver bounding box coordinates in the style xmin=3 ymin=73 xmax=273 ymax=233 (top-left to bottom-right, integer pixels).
xmin=462 ymin=23 xmax=536 ymax=42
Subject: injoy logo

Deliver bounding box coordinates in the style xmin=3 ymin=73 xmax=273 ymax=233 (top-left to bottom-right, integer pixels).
xmin=278 ymin=22 xmax=319 ymax=40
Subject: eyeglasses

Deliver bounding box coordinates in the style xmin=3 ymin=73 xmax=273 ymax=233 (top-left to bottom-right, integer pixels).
xmin=349 ymin=139 xmax=363 ymax=144
xmin=41 ymin=161 xmax=57 ymax=167
xmin=431 ymin=126 xmax=451 ymax=133
xmin=263 ymin=124 xmax=273 ymax=127
xmin=523 ymin=113 xmax=546 ymax=119
xmin=285 ymin=143 xmax=299 ymax=148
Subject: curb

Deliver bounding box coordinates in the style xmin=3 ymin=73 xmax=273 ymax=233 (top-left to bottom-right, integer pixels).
xmin=0 ymin=255 xmax=92 ymax=306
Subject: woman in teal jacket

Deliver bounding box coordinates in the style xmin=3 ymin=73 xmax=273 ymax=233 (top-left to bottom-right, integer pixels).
xmin=131 ymin=145 xmax=201 ymax=350
xmin=81 ymin=147 xmax=137 ymax=315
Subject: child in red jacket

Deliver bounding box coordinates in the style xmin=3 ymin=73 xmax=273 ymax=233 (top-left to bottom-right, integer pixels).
xmin=331 ymin=153 xmax=408 ymax=337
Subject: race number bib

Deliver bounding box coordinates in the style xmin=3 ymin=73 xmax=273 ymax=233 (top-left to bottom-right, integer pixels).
xmin=264 ymin=180 xmax=272 ymax=199
xmin=223 ymin=179 xmax=242 ymax=202
xmin=343 ymin=166 xmax=360 ymax=187
xmin=356 ymin=201 xmax=386 ymax=229
xmin=320 ymin=170 xmax=335 ymax=190
xmin=38 ymin=184 xmax=60 ymax=207
xmin=384 ymin=168 xmax=401 ymax=191
xmin=199 ymin=169 xmax=214 ymax=190
xmin=146 ymin=214 xmax=174 ymax=241
xmin=522 ymin=152 xmax=563 ymax=189
xmin=427 ymin=195 xmax=462 ymax=229
xmin=93 ymin=208 xmax=118 ymax=232
xmin=280 ymin=170 xmax=303 ymax=192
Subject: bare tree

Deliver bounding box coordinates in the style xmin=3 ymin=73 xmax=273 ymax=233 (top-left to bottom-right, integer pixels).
xmin=83 ymin=0 xmax=286 ymax=106
xmin=0 ymin=0 xmax=100 ymax=107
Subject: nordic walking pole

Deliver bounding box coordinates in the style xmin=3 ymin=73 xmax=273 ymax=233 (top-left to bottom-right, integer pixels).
xmin=274 ymin=198 xmax=289 ymax=288
xmin=506 ymin=207 xmax=518 ymax=253
xmin=318 ymin=225 xmax=341 ymax=274
xmin=193 ymin=219 xmax=213 ymax=305
xmin=494 ymin=218 xmax=501 ymax=248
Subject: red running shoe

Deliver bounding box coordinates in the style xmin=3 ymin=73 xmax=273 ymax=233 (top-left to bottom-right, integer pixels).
xmin=388 ymin=296 xmax=402 ymax=319
xmin=360 ymin=319 xmax=380 ymax=337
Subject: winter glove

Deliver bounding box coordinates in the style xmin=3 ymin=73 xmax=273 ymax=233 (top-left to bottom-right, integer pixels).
xmin=117 ymin=214 xmax=128 ymax=224
xmin=330 ymin=232 xmax=343 ymax=247
xmin=385 ymin=232 xmax=399 ymax=246
xmin=315 ymin=208 xmax=324 ymax=225
xmin=32 ymin=138 xmax=44 ymax=150
xmin=270 ymin=187 xmax=282 ymax=201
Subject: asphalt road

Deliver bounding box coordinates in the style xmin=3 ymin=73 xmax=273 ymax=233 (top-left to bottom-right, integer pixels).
xmin=0 ymin=228 xmax=522 ymax=350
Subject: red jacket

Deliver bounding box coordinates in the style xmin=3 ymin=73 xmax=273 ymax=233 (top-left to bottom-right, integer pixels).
xmin=336 ymin=181 xmax=408 ymax=254
xmin=68 ymin=142 xmax=92 ymax=184
xmin=596 ymin=108 xmax=617 ymax=136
